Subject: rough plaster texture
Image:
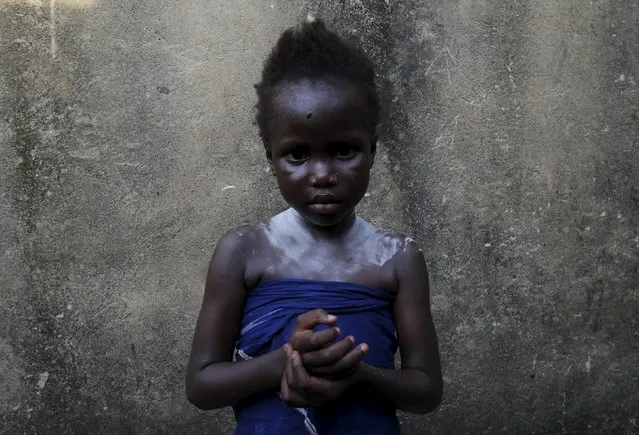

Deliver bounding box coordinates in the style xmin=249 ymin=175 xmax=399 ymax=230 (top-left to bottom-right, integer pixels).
xmin=1 ymin=0 xmax=637 ymax=433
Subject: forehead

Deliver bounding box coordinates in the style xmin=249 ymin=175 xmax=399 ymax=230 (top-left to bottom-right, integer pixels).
xmin=273 ymin=78 xmax=363 ymax=110
xmin=270 ymin=78 xmax=369 ymax=128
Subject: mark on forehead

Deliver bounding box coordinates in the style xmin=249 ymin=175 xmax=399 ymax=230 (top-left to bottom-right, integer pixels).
xmin=306 ymin=112 xmax=313 ymax=119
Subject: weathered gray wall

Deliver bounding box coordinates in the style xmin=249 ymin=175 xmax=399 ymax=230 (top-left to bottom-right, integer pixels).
xmin=1 ymin=0 xmax=637 ymax=433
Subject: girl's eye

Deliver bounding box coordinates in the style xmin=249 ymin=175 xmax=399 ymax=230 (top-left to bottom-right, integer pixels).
xmin=333 ymin=143 xmax=356 ymax=159
xmin=286 ymin=148 xmax=309 ymax=163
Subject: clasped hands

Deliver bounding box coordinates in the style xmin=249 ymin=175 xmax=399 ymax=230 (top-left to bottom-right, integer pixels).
xmin=280 ymin=309 xmax=369 ymax=407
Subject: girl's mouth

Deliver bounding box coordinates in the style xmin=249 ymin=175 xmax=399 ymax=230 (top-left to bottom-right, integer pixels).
xmin=309 ymin=193 xmax=341 ymax=204
xmin=308 ymin=194 xmax=342 ymax=214
xmin=308 ymin=203 xmax=341 ymax=214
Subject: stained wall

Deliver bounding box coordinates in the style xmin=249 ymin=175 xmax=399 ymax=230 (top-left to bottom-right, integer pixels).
xmin=1 ymin=0 xmax=637 ymax=433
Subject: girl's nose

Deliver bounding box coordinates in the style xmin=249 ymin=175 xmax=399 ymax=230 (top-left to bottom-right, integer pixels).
xmin=309 ymin=159 xmax=338 ymax=186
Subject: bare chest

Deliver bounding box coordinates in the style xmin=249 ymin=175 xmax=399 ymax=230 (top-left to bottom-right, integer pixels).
xmin=244 ymin=229 xmax=401 ymax=293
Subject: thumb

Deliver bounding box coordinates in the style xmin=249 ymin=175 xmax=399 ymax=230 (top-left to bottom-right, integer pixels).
xmin=282 ymin=343 xmax=291 ymax=357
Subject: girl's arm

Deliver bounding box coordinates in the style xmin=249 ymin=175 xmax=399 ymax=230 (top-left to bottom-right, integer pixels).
xmin=186 ymin=229 xmax=357 ymax=410
xmin=356 ymin=242 xmax=443 ymax=414
xmin=186 ymin=228 xmax=287 ymax=410
xmin=280 ymin=242 xmax=442 ymax=412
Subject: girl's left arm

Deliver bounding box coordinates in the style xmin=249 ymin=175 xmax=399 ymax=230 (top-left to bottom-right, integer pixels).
xmin=357 ymin=241 xmax=443 ymax=414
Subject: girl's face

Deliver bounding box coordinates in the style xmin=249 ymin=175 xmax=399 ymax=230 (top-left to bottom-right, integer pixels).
xmin=266 ymin=78 xmax=376 ymax=228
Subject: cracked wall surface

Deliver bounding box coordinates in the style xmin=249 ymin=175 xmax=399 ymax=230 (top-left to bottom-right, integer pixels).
xmin=1 ymin=0 xmax=637 ymax=433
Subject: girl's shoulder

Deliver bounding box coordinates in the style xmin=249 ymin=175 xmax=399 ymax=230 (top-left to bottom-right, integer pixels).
xmin=359 ymin=219 xmax=421 ymax=257
xmin=215 ymin=211 xmax=290 ymax=257
xmin=214 ymin=222 xmax=266 ymax=257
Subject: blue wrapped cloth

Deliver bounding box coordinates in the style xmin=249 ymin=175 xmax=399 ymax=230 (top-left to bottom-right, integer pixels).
xmin=233 ymin=278 xmax=400 ymax=435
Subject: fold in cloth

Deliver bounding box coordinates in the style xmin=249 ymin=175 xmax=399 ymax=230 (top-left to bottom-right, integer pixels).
xmin=233 ymin=278 xmax=400 ymax=435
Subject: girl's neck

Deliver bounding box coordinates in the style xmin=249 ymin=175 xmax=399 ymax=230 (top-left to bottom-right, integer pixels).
xmin=288 ymin=208 xmax=359 ymax=240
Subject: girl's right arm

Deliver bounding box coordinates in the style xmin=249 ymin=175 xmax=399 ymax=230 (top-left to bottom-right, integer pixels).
xmin=186 ymin=228 xmax=288 ymax=410
xmin=186 ymin=228 xmax=362 ymax=409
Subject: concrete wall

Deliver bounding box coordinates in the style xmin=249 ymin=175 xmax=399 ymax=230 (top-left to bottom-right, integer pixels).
xmin=1 ymin=0 xmax=637 ymax=433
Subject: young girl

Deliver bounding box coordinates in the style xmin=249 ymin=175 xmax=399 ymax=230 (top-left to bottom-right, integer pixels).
xmin=186 ymin=18 xmax=442 ymax=435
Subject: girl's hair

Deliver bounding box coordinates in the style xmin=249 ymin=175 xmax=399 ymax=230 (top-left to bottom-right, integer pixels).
xmin=255 ymin=17 xmax=380 ymax=144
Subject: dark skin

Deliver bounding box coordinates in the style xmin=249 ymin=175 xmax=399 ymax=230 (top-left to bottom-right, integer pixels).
xmin=186 ymin=77 xmax=443 ymax=414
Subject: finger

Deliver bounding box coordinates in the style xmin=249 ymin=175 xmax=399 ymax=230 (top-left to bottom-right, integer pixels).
xmin=281 ymin=388 xmax=322 ymax=408
xmin=293 ymin=327 xmax=340 ymax=353
xmin=303 ymin=336 xmax=356 ymax=367
xmin=281 ymin=376 xmax=309 ymax=407
xmin=307 ymin=376 xmax=348 ymax=401
xmin=286 ymin=351 xmax=312 ymax=391
xmin=309 ymin=327 xmax=341 ymax=348
xmin=290 ymin=351 xmax=312 ymax=391
xmin=310 ymin=343 xmax=369 ymax=375
xmin=283 ymin=353 xmax=324 ymax=407
xmin=285 ymin=352 xmax=299 ymax=389
xmin=282 ymin=376 xmax=325 ymax=408
xmin=282 ymin=343 xmax=292 ymax=358
xmin=295 ymin=309 xmax=337 ymax=331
